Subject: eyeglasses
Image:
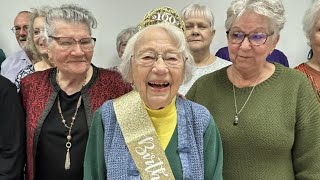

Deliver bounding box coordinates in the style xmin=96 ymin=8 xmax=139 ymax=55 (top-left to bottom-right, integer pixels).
xmin=11 ymin=25 xmax=29 ymax=34
xmin=133 ymin=51 xmax=185 ymax=67
xmin=227 ymin=31 xmax=274 ymax=46
xmin=48 ymin=36 xmax=96 ymax=51
xmin=120 ymin=41 xmax=127 ymax=48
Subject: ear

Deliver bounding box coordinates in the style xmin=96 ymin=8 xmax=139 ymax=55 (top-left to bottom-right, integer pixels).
xmin=269 ymin=34 xmax=280 ymax=54
xmin=127 ymin=56 xmax=134 ymax=83
xmin=210 ymin=29 xmax=215 ymax=40
xmin=46 ymin=43 xmax=53 ymax=62
xmin=212 ymin=29 xmax=216 ymax=36
xmin=272 ymin=35 xmax=280 ymax=49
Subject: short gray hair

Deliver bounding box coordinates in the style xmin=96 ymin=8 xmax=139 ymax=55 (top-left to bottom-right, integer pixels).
xmin=225 ymin=0 xmax=286 ymax=36
xmin=44 ymin=4 xmax=97 ymax=41
xmin=116 ymin=27 xmax=137 ymax=54
xmin=181 ymin=3 xmax=215 ymax=31
xmin=119 ymin=23 xmax=194 ymax=84
xmin=302 ymin=0 xmax=320 ymax=46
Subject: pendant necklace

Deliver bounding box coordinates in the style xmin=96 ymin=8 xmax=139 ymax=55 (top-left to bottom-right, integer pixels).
xmin=57 ymin=94 xmax=82 ymax=170
xmin=56 ymin=70 xmax=87 ymax=170
xmin=232 ymin=74 xmax=260 ymax=126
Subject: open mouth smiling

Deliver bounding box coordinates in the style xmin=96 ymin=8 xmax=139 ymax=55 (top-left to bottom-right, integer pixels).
xmin=148 ymin=82 xmax=170 ymax=88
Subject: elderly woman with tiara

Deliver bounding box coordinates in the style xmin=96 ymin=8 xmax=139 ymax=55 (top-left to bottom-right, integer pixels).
xmin=187 ymin=0 xmax=320 ymax=179
xmin=84 ymin=7 xmax=223 ymax=180
xmin=295 ymin=0 xmax=320 ymax=102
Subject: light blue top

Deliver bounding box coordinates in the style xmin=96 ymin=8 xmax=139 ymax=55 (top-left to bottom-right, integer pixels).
xmin=1 ymin=50 xmax=31 ymax=82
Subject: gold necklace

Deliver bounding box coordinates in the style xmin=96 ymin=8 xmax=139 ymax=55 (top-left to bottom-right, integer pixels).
xmin=232 ymin=74 xmax=260 ymax=126
xmin=56 ymin=70 xmax=87 ymax=170
xmin=57 ymin=94 xmax=82 ymax=170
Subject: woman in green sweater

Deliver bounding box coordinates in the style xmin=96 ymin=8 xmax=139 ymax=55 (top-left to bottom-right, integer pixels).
xmin=187 ymin=0 xmax=320 ymax=179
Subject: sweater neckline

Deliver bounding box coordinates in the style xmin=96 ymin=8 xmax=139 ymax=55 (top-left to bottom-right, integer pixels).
xmin=221 ymin=63 xmax=283 ymax=92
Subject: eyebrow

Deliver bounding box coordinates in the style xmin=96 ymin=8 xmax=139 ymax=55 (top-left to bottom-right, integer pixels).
xmin=229 ymin=27 xmax=267 ymax=33
xmin=137 ymin=48 xmax=179 ymax=54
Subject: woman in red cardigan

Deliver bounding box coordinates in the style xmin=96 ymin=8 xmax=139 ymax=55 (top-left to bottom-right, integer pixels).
xmin=20 ymin=4 xmax=132 ymax=180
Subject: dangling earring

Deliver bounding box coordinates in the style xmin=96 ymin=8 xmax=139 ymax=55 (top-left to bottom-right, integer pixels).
xmin=307 ymin=49 xmax=313 ymax=60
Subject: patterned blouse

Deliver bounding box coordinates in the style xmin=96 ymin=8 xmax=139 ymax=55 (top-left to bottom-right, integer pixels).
xmin=295 ymin=62 xmax=320 ymax=102
xmin=15 ymin=64 xmax=35 ymax=92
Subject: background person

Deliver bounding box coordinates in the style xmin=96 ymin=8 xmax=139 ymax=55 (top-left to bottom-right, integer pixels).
xmin=84 ymin=8 xmax=223 ymax=180
xmin=116 ymin=26 xmax=137 ymax=58
xmin=1 ymin=11 xmax=32 ymax=82
xmin=111 ymin=26 xmax=137 ymax=70
xmin=178 ymin=3 xmax=231 ymax=95
xmin=15 ymin=7 xmax=54 ymax=92
xmin=295 ymin=0 xmax=320 ymax=101
xmin=20 ymin=4 xmax=132 ymax=180
xmin=187 ymin=0 xmax=320 ymax=179
xmin=0 ymin=75 xmax=25 ymax=180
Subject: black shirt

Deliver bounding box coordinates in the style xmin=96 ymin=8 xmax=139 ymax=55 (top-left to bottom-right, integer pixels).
xmin=35 ymin=90 xmax=88 ymax=180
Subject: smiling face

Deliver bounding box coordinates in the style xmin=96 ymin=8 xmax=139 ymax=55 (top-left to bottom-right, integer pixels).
xmin=14 ymin=12 xmax=30 ymax=48
xmin=33 ymin=17 xmax=46 ymax=55
xmin=228 ymin=11 xmax=278 ymax=70
xmin=47 ymin=20 xmax=93 ymax=76
xmin=131 ymin=27 xmax=185 ymax=109
xmin=184 ymin=16 xmax=214 ymax=52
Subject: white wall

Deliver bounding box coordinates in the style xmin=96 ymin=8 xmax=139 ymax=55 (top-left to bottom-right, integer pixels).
xmin=0 ymin=0 xmax=312 ymax=68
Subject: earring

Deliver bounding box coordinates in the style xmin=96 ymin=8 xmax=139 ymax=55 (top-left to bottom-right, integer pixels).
xmin=307 ymin=49 xmax=313 ymax=60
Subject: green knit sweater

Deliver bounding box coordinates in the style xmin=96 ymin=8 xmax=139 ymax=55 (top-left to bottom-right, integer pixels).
xmin=187 ymin=63 xmax=320 ymax=180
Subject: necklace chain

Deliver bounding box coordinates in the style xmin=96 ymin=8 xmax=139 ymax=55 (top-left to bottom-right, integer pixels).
xmin=55 ymin=69 xmax=88 ymax=169
xmin=232 ymin=73 xmax=260 ymax=126
xmin=57 ymin=94 xmax=82 ymax=170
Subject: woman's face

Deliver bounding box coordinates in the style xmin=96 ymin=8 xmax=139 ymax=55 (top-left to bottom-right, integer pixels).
xmin=184 ymin=16 xmax=214 ymax=52
xmin=310 ymin=17 xmax=320 ymax=60
xmin=33 ymin=16 xmax=46 ymax=55
xmin=118 ymin=39 xmax=128 ymax=58
xmin=47 ymin=20 xmax=94 ymax=76
xmin=228 ymin=11 xmax=278 ymax=70
xmin=131 ymin=27 xmax=185 ymax=110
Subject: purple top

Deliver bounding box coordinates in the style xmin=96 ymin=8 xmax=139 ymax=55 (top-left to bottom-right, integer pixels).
xmin=215 ymin=47 xmax=289 ymax=67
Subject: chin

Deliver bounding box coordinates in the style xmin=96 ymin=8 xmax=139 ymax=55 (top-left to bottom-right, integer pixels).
xmin=70 ymin=65 xmax=90 ymax=74
xmin=146 ymin=96 xmax=170 ymax=109
xmin=19 ymin=42 xmax=27 ymax=49
xmin=190 ymin=46 xmax=204 ymax=52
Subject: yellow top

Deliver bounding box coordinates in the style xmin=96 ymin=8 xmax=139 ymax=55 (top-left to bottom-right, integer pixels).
xmin=144 ymin=97 xmax=177 ymax=150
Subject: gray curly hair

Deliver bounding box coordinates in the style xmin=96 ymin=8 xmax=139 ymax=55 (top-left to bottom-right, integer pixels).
xmin=119 ymin=23 xmax=194 ymax=84
xmin=302 ymin=0 xmax=320 ymax=46
xmin=225 ymin=0 xmax=286 ymax=36
xmin=181 ymin=3 xmax=215 ymax=31
xmin=116 ymin=27 xmax=137 ymax=55
xmin=44 ymin=4 xmax=97 ymax=42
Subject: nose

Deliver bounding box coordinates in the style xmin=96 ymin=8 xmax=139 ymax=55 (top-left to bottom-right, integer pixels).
xmin=240 ymin=36 xmax=252 ymax=50
xmin=71 ymin=43 xmax=85 ymax=55
xmin=152 ymin=56 xmax=168 ymax=74
xmin=191 ymin=26 xmax=200 ymax=36
xmin=19 ymin=28 xmax=28 ymax=36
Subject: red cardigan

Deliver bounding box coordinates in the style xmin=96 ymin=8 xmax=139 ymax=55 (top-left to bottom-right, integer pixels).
xmin=20 ymin=66 xmax=132 ymax=180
